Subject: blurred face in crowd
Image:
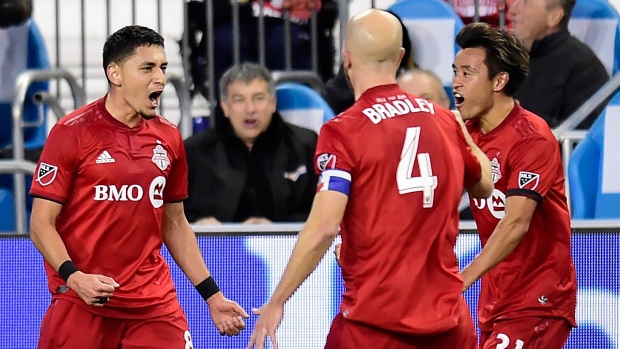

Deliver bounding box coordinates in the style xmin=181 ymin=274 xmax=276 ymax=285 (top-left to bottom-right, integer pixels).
xmin=107 ymin=45 xmax=167 ymax=119
xmin=398 ymin=70 xmax=451 ymax=109
xmin=221 ymin=78 xmax=276 ymax=149
xmin=452 ymin=47 xmax=495 ymax=121
xmin=510 ymin=0 xmax=564 ymax=49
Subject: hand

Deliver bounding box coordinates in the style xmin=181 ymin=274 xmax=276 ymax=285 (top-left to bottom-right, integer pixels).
xmin=66 ymin=272 xmax=119 ymax=306
xmin=243 ymin=217 xmax=272 ymax=225
xmin=207 ymin=292 xmax=249 ymax=336
xmin=247 ymin=302 xmax=284 ymax=349
xmin=334 ymin=243 xmax=342 ymax=267
xmin=195 ymin=217 xmax=222 ymax=225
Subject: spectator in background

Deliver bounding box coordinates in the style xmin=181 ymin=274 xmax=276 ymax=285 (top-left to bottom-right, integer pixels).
xmin=183 ymin=63 xmax=318 ymax=225
xmin=398 ymin=68 xmax=452 ymax=109
xmin=183 ymin=0 xmax=338 ymax=114
xmin=322 ymin=9 xmax=416 ymax=115
xmin=510 ymin=0 xmax=609 ymax=129
xmin=211 ymin=0 xmax=322 ymax=98
xmin=446 ymin=0 xmax=511 ymax=28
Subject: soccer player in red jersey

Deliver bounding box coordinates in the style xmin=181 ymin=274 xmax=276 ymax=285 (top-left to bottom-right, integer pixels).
xmin=247 ymin=9 xmax=493 ymax=349
xmin=29 ymin=25 xmax=248 ymax=349
xmin=452 ymin=23 xmax=577 ymax=349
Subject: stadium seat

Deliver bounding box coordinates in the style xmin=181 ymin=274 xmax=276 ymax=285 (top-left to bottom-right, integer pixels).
xmin=0 ymin=188 xmax=15 ymax=233
xmin=569 ymin=0 xmax=620 ymax=75
xmin=0 ymin=19 xmax=50 ymax=150
xmin=276 ymin=82 xmax=336 ymax=135
xmin=387 ymin=0 xmax=465 ymax=94
xmin=568 ymin=92 xmax=620 ymax=219
xmin=0 ymin=20 xmax=49 ymax=233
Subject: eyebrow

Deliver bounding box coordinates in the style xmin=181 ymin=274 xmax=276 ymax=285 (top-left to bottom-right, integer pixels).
xmin=141 ymin=61 xmax=168 ymax=67
xmin=452 ymin=64 xmax=477 ymax=72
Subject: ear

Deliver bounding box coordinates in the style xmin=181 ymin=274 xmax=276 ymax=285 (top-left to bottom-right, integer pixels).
xmin=220 ymin=100 xmax=231 ymax=119
xmin=546 ymin=6 xmax=564 ymax=28
xmin=492 ymin=72 xmax=509 ymax=93
xmin=107 ymin=63 xmax=122 ymax=87
xmin=343 ymin=49 xmax=352 ymax=70
xmin=396 ymin=47 xmax=405 ymax=67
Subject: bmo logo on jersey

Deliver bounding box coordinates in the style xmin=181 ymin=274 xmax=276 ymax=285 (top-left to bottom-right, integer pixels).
xmin=93 ymin=176 xmax=166 ymax=208
xmin=473 ymin=189 xmax=506 ymax=220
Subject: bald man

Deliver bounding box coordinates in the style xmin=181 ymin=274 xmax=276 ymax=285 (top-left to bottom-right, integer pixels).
xmin=248 ymin=9 xmax=491 ymax=349
xmin=398 ymin=68 xmax=451 ymax=109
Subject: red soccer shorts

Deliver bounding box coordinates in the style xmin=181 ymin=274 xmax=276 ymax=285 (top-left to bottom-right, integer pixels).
xmin=38 ymin=298 xmax=193 ymax=349
xmin=480 ymin=317 xmax=572 ymax=349
xmin=324 ymin=298 xmax=478 ymax=349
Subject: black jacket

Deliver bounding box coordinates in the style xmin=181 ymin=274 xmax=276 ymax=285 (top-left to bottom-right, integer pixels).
xmin=183 ymin=112 xmax=318 ymax=223
xmin=515 ymin=28 xmax=609 ymax=129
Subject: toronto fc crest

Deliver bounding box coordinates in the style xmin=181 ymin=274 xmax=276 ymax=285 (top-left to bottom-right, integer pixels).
xmin=490 ymin=157 xmax=502 ymax=184
xmin=152 ymin=143 xmax=170 ymax=171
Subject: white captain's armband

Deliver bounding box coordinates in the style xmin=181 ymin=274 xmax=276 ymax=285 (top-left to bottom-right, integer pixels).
xmin=317 ymin=169 xmax=351 ymax=196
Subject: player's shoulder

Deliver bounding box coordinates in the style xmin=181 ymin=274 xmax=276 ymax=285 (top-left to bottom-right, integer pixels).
xmin=151 ymin=114 xmax=180 ymax=131
xmin=511 ymin=104 xmax=556 ymax=144
xmin=55 ymin=98 xmax=102 ymax=129
xmin=321 ymin=108 xmax=360 ymax=135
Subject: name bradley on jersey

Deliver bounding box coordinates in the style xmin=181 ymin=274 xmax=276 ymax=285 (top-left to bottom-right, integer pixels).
xmin=362 ymin=95 xmax=436 ymax=125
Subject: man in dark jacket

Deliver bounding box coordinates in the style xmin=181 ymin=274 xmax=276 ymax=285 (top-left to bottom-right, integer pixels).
xmin=510 ymin=0 xmax=609 ymax=129
xmin=184 ymin=63 xmax=318 ymax=224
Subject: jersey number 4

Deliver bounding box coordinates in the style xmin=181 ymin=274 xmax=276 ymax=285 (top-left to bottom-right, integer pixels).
xmin=396 ymin=127 xmax=438 ymax=208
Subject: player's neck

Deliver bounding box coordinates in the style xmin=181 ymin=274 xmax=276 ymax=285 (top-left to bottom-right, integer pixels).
xmin=351 ymin=72 xmax=397 ymax=100
xmin=105 ymin=91 xmax=142 ymax=128
xmin=479 ymin=97 xmax=515 ymax=134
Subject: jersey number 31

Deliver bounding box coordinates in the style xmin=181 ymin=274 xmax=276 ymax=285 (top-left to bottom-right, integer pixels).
xmin=397 ymin=127 xmax=438 ymax=208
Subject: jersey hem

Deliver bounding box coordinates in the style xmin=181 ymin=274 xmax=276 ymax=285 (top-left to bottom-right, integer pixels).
xmin=51 ymin=293 xmax=181 ymax=319
xmin=479 ymin=310 xmax=577 ymax=331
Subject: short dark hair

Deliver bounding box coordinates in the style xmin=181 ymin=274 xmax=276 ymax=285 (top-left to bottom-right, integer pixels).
xmin=219 ymin=62 xmax=275 ymax=101
xmin=456 ymin=23 xmax=529 ymax=97
xmin=102 ymin=25 xmax=164 ymax=79
xmin=548 ymin=0 xmax=576 ymax=28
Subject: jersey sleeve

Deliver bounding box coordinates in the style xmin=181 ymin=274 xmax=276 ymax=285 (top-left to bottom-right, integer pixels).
xmin=455 ymin=116 xmax=482 ymax=188
xmin=29 ymin=124 xmax=80 ymax=204
xmin=164 ymin=131 xmax=189 ymax=203
xmin=314 ymin=120 xmax=355 ymax=196
xmin=506 ymin=136 xmax=557 ymax=201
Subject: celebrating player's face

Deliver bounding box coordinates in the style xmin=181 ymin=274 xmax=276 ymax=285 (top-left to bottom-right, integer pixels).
xmin=221 ymin=78 xmax=276 ymax=147
xmin=115 ymin=45 xmax=167 ymax=119
xmin=452 ymin=47 xmax=495 ymax=121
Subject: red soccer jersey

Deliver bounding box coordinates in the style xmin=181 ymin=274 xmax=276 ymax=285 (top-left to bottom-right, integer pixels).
xmin=30 ymin=96 xmax=188 ymax=319
xmin=315 ymin=84 xmax=482 ymax=335
xmin=466 ymin=103 xmax=577 ymax=331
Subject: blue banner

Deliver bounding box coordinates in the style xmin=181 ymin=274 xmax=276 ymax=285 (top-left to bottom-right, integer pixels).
xmin=0 ymin=233 xmax=618 ymax=348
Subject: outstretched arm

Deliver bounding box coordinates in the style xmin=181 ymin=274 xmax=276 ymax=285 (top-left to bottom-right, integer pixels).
xmin=247 ymin=190 xmax=347 ymax=349
xmin=162 ymin=202 xmax=249 ymax=335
